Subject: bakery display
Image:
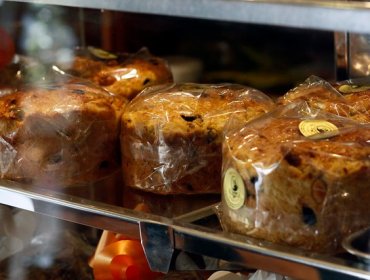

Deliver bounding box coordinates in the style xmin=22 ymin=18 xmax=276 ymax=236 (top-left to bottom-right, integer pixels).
xmin=220 ymin=101 xmax=370 ymax=253
xmin=121 ymin=83 xmax=275 ymax=195
xmin=61 ymin=47 xmax=173 ymax=101
xmin=277 ymin=76 xmax=370 ymax=123
xmin=0 ymin=79 xmax=125 ymax=188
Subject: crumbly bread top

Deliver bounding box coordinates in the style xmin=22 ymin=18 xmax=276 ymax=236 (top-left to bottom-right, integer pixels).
xmin=0 ymin=82 xmax=125 ymax=141
xmin=68 ymin=49 xmax=173 ymax=100
xmin=277 ymin=76 xmax=370 ymax=123
xmin=225 ymin=105 xmax=370 ymax=176
xmin=123 ymin=83 xmax=275 ymax=143
xmin=342 ymin=88 xmax=370 ymax=120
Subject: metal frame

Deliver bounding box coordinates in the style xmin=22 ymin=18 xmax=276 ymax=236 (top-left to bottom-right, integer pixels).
xmin=3 ymin=0 xmax=370 ymax=33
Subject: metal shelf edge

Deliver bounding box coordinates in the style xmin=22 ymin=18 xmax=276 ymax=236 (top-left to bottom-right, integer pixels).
xmin=0 ymin=180 xmax=171 ymax=239
xmin=171 ymin=222 xmax=370 ymax=279
xmin=3 ymin=0 xmax=370 ymax=33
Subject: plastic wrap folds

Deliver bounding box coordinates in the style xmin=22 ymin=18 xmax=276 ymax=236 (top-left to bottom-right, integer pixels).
xmin=220 ymin=101 xmax=370 ymax=253
xmin=121 ymin=83 xmax=275 ymax=195
xmin=59 ymin=47 xmax=174 ymax=101
xmin=0 ymin=66 xmax=125 ymax=188
xmin=277 ymin=75 xmax=370 ymax=123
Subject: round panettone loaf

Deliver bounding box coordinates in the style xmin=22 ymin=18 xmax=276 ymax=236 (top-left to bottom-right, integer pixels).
xmin=0 ymin=80 xmax=125 ymax=187
xmin=221 ymin=102 xmax=370 ymax=253
xmin=63 ymin=47 xmax=173 ymax=101
xmin=278 ymin=76 xmax=370 ymax=123
xmin=121 ymin=83 xmax=275 ymax=195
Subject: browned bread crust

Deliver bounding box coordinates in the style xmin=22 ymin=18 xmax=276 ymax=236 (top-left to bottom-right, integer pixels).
xmin=121 ymin=83 xmax=275 ymax=195
xmin=66 ymin=48 xmax=173 ymax=101
xmin=221 ymin=102 xmax=370 ymax=252
xmin=336 ymin=84 xmax=370 ymax=121
xmin=278 ymin=76 xmax=370 ymax=123
xmin=0 ymin=81 xmax=125 ymax=187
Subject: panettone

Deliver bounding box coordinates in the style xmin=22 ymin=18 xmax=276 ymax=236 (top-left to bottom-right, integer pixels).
xmin=220 ymin=102 xmax=370 ymax=253
xmin=336 ymin=83 xmax=370 ymax=121
xmin=121 ymin=83 xmax=275 ymax=195
xmin=63 ymin=47 xmax=173 ymax=101
xmin=277 ymin=76 xmax=370 ymax=123
xmin=0 ymin=80 xmax=125 ymax=187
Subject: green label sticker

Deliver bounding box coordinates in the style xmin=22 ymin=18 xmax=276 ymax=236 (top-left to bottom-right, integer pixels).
xmin=223 ymin=168 xmax=245 ymax=210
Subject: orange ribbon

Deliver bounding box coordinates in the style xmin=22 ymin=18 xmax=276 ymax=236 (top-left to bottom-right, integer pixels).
xmin=90 ymin=232 xmax=162 ymax=280
xmin=90 ymin=203 xmax=162 ymax=280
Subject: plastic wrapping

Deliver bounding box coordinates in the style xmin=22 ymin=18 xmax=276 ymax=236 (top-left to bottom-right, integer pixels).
xmin=335 ymin=77 xmax=370 ymax=122
xmin=121 ymin=83 xmax=275 ymax=195
xmin=220 ymin=101 xmax=370 ymax=253
xmin=277 ymin=75 xmax=370 ymax=123
xmin=0 ymin=71 xmax=125 ymax=188
xmin=59 ymin=47 xmax=173 ymax=101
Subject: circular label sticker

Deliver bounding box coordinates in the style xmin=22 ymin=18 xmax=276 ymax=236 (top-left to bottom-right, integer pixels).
xmin=223 ymin=168 xmax=246 ymax=210
xmin=88 ymin=46 xmax=117 ymax=60
xmin=338 ymin=84 xmax=370 ymax=94
xmin=299 ymin=120 xmax=339 ymax=140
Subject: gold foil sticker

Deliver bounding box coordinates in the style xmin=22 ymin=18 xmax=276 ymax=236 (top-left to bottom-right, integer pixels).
xmin=299 ymin=120 xmax=339 ymax=139
xmin=223 ymin=168 xmax=245 ymax=210
xmin=338 ymin=84 xmax=370 ymax=94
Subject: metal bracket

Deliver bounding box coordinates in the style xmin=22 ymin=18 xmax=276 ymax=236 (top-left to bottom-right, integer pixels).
xmin=335 ymin=31 xmax=370 ymax=80
xmin=139 ymin=220 xmax=175 ymax=273
xmin=335 ymin=31 xmax=349 ymax=81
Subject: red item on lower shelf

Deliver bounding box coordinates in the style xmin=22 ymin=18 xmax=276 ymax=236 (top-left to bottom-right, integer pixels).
xmin=0 ymin=27 xmax=15 ymax=69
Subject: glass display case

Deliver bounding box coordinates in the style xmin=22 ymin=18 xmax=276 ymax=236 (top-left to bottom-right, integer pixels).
xmin=0 ymin=1 xmax=370 ymax=279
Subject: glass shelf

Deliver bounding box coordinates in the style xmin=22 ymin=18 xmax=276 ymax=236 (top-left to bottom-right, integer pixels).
xmin=0 ymin=180 xmax=369 ymax=279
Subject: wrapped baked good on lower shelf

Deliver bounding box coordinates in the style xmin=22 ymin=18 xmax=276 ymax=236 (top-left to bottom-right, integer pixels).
xmin=0 ymin=77 xmax=125 ymax=188
xmin=121 ymin=83 xmax=275 ymax=195
xmin=0 ymin=209 xmax=95 ymax=280
xmin=60 ymin=47 xmax=173 ymax=101
xmin=277 ymin=75 xmax=370 ymax=123
xmin=219 ymin=101 xmax=370 ymax=253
